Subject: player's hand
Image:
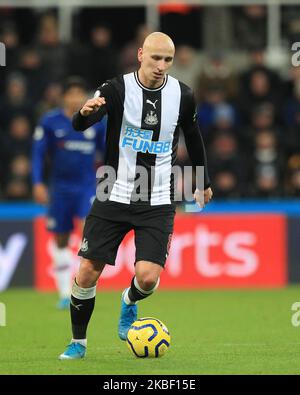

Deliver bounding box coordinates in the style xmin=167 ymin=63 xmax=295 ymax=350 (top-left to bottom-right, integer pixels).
xmin=193 ymin=187 xmax=213 ymax=209
xmin=33 ymin=183 xmax=49 ymax=205
xmin=80 ymin=97 xmax=106 ymax=117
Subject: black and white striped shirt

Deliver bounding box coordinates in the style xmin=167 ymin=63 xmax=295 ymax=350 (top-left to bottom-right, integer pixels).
xmin=73 ymin=71 xmax=210 ymax=205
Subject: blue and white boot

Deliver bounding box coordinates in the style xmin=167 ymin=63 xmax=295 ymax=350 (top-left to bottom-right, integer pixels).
xmin=58 ymin=342 xmax=86 ymax=360
xmin=57 ymin=297 xmax=70 ymax=310
xmin=118 ymin=288 xmax=137 ymax=341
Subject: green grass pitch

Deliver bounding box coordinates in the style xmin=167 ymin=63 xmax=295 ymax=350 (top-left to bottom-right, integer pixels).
xmin=1 ymin=287 xmax=300 ymax=375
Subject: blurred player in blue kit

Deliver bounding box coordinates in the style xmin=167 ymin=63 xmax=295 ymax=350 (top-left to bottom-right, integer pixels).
xmin=32 ymin=77 xmax=106 ymax=309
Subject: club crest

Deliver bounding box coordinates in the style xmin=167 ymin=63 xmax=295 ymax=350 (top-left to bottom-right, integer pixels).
xmin=80 ymin=238 xmax=88 ymax=252
xmin=144 ymin=111 xmax=158 ymax=126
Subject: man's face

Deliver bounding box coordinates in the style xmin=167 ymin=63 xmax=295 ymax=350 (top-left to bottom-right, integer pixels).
xmin=63 ymin=87 xmax=87 ymax=112
xmin=138 ymin=45 xmax=174 ymax=83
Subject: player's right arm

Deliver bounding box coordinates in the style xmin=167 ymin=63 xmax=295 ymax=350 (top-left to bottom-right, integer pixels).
xmin=80 ymin=97 xmax=106 ymax=117
xmin=181 ymin=87 xmax=213 ymax=208
xmin=31 ymin=121 xmax=49 ymax=205
xmin=72 ymin=82 xmax=111 ymax=131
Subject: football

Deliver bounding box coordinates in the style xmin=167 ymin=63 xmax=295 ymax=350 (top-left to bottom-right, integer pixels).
xmin=126 ymin=317 xmax=171 ymax=358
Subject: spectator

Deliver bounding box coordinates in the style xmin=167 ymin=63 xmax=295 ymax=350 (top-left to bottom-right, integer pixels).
xmin=240 ymin=103 xmax=280 ymax=147
xmin=197 ymin=86 xmax=237 ymax=137
xmin=238 ymin=70 xmax=282 ymax=125
xmin=170 ymin=44 xmax=200 ymax=87
xmin=285 ymin=153 xmax=300 ymax=196
xmin=120 ymin=24 xmax=153 ymax=73
xmin=287 ymin=168 xmax=300 ymax=197
xmin=36 ymin=13 xmax=67 ymax=82
xmin=4 ymin=115 xmax=32 ymax=155
xmin=0 ymin=73 xmax=33 ymax=129
xmin=282 ymin=6 xmax=300 ymax=45
xmin=213 ymin=171 xmax=240 ymax=199
xmin=285 ymin=105 xmax=300 ymax=155
xmin=86 ymin=24 xmax=119 ymax=88
xmin=4 ymin=155 xmax=31 ymax=200
xmin=251 ymin=167 xmax=282 ymax=198
xmin=206 ymin=102 xmax=238 ymax=145
xmin=18 ymin=47 xmax=48 ymax=104
xmin=240 ymin=46 xmax=282 ymax=96
xmin=208 ymin=131 xmax=246 ymax=198
xmin=234 ymin=5 xmax=267 ymax=49
xmin=248 ymin=130 xmax=284 ymax=198
xmin=195 ymin=50 xmax=239 ymax=102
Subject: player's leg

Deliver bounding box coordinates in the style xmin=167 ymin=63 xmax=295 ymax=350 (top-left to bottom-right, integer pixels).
xmin=118 ymin=261 xmax=162 ymax=340
xmin=126 ymin=260 xmax=162 ymax=302
xmin=59 ymin=257 xmax=106 ymax=360
xmin=118 ymin=205 xmax=175 ymax=340
xmin=67 ymin=188 xmax=96 ymax=312
xmin=48 ymin=192 xmax=76 ymax=309
xmin=52 ymin=232 xmax=73 ymax=309
xmin=59 ymin=199 xmax=131 ymax=359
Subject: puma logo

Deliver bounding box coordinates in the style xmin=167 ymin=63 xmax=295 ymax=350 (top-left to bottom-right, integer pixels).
xmin=146 ymin=99 xmax=158 ymax=109
xmin=70 ymin=300 xmax=83 ymax=311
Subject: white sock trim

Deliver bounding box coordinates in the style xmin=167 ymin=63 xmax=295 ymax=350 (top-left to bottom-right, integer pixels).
xmin=72 ymin=280 xmax=96 ymax=300
xmin=71 ymin=338 xmax=87 ymax=347
xmin=123 ymin=288 xmax=135 ymax=305
xmin=134 ymin=276 xmax=160 ymax=295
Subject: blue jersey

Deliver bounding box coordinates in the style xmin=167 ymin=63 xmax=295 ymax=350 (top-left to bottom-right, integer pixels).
xmin=32 ymin=108 xmax=106 ymax=190
xmin=32 ymin=108 xmax=106 ymax=233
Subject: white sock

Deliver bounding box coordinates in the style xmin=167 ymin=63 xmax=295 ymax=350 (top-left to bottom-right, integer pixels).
xmin=123 ymin=277 xmax=160 ymax=305
xmin=71 ymin=338 xmax=87 ymax=347
xmin=53 ymin=246 xmax=73 ymax=299
xmin=123 ymin=288 xmax=135 ymax=305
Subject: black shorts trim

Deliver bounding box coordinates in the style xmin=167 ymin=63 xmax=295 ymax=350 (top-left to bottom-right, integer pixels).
xmin=135 ymin=257 xmax=166 ymax=268
xmin=77 ymin=251 xmax=115 ymax=266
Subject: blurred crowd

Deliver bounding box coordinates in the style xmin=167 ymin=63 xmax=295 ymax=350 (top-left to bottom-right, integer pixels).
xmin=1 ymin=7 xmax=300 ymax=202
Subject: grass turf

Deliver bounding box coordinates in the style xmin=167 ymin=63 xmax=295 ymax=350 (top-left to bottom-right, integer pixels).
xmin=0 ymin=287 xmax=300 ymax=375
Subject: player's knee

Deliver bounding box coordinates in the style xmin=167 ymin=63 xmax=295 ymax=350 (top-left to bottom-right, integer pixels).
xmin=136 ymin=272 xmax=159 ymax=291
xmin=76 ymin=274 xmax=95 ymax=289
xmin=76 ymin=262 xmax=97 ymax=288
xmin=76 ymin=258 xmax=105 ymax=288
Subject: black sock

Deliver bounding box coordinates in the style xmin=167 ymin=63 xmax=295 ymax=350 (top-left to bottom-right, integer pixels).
xmin=70 ymin=294 xmax=95 ymax=339
xmin=128 ymin=277 xmax=154 ymax=303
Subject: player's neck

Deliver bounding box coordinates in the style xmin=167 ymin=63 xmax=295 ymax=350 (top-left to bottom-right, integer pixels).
xmin=137 ymin=69 xmax=164 ymax=89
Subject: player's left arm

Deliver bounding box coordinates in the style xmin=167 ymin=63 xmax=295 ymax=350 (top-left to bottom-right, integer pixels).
xmin=95 ymin=116 xmax=107 ymax=152
xmin=181 ymin=90 xmax=213 ymax=207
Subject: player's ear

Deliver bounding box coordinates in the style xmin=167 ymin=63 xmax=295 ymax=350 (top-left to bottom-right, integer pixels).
xmin=137 ymin=47 xmax=143 ymax=62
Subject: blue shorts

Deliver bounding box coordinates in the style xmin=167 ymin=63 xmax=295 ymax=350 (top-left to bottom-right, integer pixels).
xmin=47 ymin=187 xmax=95 ymax=233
